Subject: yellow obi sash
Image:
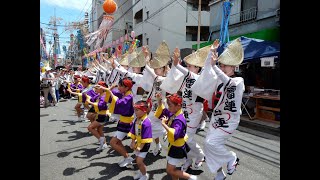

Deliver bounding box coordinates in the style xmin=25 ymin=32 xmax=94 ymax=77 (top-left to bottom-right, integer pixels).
xmin=119 ymin=115 xmax=134 ymax=123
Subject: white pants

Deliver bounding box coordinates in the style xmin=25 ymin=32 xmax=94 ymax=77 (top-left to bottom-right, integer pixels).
xmin=204 ymin=128 xmax=235 ymax=173
xmin=186 ymin=127 xmax=205 ymax=162
xmin=185 ymin=102 xmax=204 ymax=161
xmin=185 ymin=102 xmax=203 ymax=128
xmin=42 ymin=86 xmax=57 ymax=106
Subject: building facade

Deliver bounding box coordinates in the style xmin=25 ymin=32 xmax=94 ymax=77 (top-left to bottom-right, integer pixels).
xmin=132 ymin=0 xmax=210 ymax=52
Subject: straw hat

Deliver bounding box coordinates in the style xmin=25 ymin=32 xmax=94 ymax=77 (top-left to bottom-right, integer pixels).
xmin=119 ymin=53 xmax=129 ymax=66
xmin=129 ymin=50 xmax=146 ymax=67
xmin=184 ymin=45 xmax=211 ymax=67
xmin=217 ymin=38 xmax=244 ymax=66
xmin=149 ymin=41 xmax=170 ymax=69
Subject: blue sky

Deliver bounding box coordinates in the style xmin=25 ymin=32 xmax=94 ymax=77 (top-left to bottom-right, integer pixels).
xmin=40 ymin=0 xmax=92 ymax=55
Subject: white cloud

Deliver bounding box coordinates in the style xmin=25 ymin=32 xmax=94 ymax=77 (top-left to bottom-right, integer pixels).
xmin=41 ymin=0 xmax=91 ymax=11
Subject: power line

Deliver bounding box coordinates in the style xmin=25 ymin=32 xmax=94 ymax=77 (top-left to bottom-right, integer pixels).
xmin=145 ymin=21 xmax=185 ymax=37
xmin=109 ymin=0 xmax=141 ymax=28
xmin=103 ymin=0 xmax=179 ymax=44
xmin=176 ymin=0 xmax=203 ymax=26
xmin=74 ymin=0 xmax=90 ymax=23
xmin=41 ymin=22 xmax=83 ymax=27
xmin=144 ymin=0 xmax=178 ymax=21
xmin=45 ymin=35 xmax=71 ymax=39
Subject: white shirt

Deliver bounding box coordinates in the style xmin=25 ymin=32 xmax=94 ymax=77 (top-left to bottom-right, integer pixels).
xmin=41 ymin=72 xmax=55 ymax=85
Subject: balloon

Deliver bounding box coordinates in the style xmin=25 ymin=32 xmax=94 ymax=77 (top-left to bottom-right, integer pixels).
xmin=102 ymin=0 xmax=117 ymax=14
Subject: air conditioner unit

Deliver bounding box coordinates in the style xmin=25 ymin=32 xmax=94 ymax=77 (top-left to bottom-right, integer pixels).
xmin=261 ymin=56 xmax=276 ymax=67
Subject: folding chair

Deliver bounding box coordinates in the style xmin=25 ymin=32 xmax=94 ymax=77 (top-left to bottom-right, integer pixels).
xmin=241 ymin=94 xmax=254 ymax=120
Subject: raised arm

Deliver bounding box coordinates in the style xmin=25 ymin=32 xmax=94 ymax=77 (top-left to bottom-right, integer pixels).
xmin=144 ymin=64 xmax=157 ymax=79
xmin=210 ymin=40 xmax=230 ymax=84
xmin=171 ymin=47 xmax=188 ymax=76
xmin=212 ymin=64 xmax=230 ymax=84
xmin=96 ymin=60 xmax=109 ymax=73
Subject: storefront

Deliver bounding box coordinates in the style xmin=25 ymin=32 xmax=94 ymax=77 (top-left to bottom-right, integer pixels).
xmin=193 ymin=35 xmax=280 ymax=124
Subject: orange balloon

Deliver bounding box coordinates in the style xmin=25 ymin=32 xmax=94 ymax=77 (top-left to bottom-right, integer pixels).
xmin=103 ymin=0 xmax=117 ymax=14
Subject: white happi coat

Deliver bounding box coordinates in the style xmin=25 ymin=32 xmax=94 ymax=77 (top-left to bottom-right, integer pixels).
xmin=142 ymin=69 xmax=167 ymax=138
xmin=114 ymin=66 xmax=144 ymax=103
xmin=161 ymin=65 xmax=203 ymax=129
xmin=178 ymin=66 xmax=204 ymax=130
xmin=106 ymin=66 xmax=126 ymax=87
xmin=191 ymin=51 xmax=244 ymax=173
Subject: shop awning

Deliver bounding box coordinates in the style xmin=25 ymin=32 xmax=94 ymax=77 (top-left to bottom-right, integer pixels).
xmin=217 ymin=36 xmax=280 ymax=62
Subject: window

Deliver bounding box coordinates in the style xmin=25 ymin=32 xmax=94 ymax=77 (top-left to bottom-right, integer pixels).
xmin=186 ymin=0 xmax=210 ymax=11
xmin=146 ymin=38 xmax=149 ymax=45
xmin=146 ymin=11 xmax=149 ymax=19
xmin=186 ymin=26 xmax=209 ymax=41
xmin=134 ymin=9 xmax=143 ymax=25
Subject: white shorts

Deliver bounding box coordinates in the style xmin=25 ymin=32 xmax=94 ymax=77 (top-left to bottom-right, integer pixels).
xmin=113 ymin=131 xmax=128 ymax=141
xmin=166 ymin=156 xmax=186 ymax=167
xmin=98 ymin=121 xmax=106 ymax=126
xmin=135 ymin=151 xmax=148 ymax=158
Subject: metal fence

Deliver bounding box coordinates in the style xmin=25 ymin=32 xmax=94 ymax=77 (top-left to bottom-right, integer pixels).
xmin=230 ymin=7 xmax=257 ymax=25
xmin=211 ymin=7 xmax=257 ymax=32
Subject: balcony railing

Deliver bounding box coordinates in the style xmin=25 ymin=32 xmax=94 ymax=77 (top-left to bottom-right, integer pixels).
xmin=211 ymin=7 xmax=257 ymax=32
xmin=230 ymin=7 xmax=257 ymax=24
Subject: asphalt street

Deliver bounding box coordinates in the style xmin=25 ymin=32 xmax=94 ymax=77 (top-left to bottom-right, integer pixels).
xmin=40 ymin=99 xmax=280 ymax=180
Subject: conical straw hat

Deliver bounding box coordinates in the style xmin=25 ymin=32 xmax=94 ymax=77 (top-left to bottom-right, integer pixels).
xmin=129 ymin=50 xmax=146 ymax=67
xmin=184 ymin=45 xmax=211 ymax=67
xmin=217 ymin=38 xmax=244 ymax=66
xmin=149 ymin=41 xmax=170 ymax=69
xmin=119 ymin=52 xmax=129 ymax=66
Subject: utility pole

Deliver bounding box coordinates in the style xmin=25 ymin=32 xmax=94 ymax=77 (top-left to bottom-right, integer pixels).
xmin=53 ymin=8 xmax=57 ymax=68
xmin=49 ymin=8 xmax=62 ymax=68
xmin=197 ymin=0 xmax=202 ymax=50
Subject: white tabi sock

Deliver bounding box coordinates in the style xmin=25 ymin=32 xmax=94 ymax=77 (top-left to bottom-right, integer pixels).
xmin=99 ymin=137 xmax=105 ymax=145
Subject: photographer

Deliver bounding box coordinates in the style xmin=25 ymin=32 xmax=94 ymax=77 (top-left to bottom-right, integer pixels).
xmin=41 ymin=67 xmax=57 ymax=107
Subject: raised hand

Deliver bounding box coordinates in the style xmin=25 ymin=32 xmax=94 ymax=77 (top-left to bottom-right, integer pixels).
xmin=155 ymin=93 xmax=162 ymax=101
xmin=142 ymin=46 xmax=149 ymax=57
xmin=128 ymin=44 xmax=134 ymax=54
xmin=108 ymin=56 xmax=115 ymax=68
xmin=161 ymin=115 xmax=168 ymax=125
xmin=211 ymin=39 xmax=220 ymax=53
xmin=116 ymin=47 xmax=122 ymax=56
xmin=211 ymin=49 xmax=219 ymax=66
xmin=173 ymin=47 xmax=180 ymax=66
